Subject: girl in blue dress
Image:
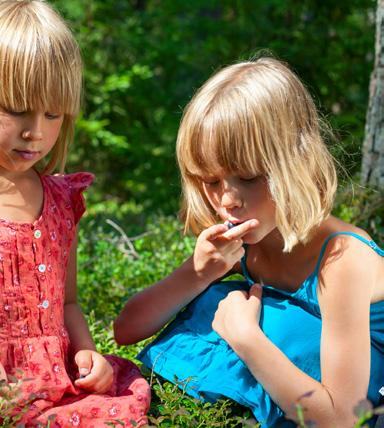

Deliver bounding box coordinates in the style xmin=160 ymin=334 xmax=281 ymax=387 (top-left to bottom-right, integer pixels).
xmin=115 ymin=57 xmax=384 ymax=427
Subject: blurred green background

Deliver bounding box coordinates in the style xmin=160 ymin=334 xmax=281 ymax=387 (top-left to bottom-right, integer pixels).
xmin=52 ymin=0 xmax=376 ymax=216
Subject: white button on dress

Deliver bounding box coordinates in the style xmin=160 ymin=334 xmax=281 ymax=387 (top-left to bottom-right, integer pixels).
xmin=39 ymin=300 xmax=49 ymax=309
xmin=38 ymin=264 xmax=46 ymax=273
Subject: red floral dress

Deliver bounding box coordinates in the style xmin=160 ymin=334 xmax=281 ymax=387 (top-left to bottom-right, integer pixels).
xmin=0 ymin=173 xmax=150 ymax=427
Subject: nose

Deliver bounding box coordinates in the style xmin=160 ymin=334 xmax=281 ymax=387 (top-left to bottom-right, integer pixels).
xmin=21 ymin=113 xmax=43 ymax=141
xmin=221 ymin=181 xmax=242 ymax=209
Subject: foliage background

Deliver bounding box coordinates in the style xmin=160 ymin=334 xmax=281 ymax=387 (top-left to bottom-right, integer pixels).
xmin=52 ymin=0 xmax=376 ymax=214
xmin=43 ymin=1 xmax=383 ymax=426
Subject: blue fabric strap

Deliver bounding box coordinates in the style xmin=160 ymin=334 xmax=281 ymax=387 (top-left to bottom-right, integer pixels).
xmin=313 ymin=231 xmax=384 ymax=276
xmin=240 ymin=232 xmax=383 ymax=286
xmin=240 ymin=244 xmax=254 ymax=286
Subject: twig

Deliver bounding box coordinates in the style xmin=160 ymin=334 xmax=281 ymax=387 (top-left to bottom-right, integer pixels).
xmin=105 ymin=219 xmax=139 ymax=259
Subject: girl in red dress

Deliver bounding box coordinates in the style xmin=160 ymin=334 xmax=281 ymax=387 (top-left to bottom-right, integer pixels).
xmin=0 ymin=1 xmax=150 ymax=426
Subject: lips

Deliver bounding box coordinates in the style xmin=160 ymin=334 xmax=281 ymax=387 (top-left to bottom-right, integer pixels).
xmin=14 ymin=150 xmax=40 ymax=160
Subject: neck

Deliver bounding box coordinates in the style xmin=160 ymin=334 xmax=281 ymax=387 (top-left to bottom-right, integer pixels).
xmin=256 ymin=227 xmax=286 ymax=256
xmin=0 ymin=168 xmax=37 ymax=185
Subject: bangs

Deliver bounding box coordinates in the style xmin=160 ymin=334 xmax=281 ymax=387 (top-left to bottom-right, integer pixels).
xmin=181 ymin=92 xmax=266 ymax=180
xmin=0 ymin=2 xmax=81 ymax=115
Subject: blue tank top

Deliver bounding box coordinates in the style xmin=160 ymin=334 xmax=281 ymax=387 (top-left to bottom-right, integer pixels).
xmin=138 ymin=232 xmax=384 ymax=427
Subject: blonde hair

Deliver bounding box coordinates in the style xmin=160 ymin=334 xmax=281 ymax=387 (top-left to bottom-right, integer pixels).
xmin=177 ymin=57 xmax=337 ymax=252
xmin=0 ymin=0 xmax=82 ymax=173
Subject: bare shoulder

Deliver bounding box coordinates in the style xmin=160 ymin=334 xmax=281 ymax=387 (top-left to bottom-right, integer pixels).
xmin=316 ymin=216 xmax=384 ymax=307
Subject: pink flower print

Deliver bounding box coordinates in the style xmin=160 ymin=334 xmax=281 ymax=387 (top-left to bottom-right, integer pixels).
xmin=49 ymin=204 xmax=57 ymax=213
xmin=50 ymin=231 xmax=57 ymax=241
xmin=69 ymin=411 xmax=81 ymax=426
xmin=27 ymin=344 xmax=34 ymax=354
xmin=0 ymin=240 xmax=8 ymax=248
xmin=90 ymin=407 xmax=100 ymax=417
xmin=52 ymin=417 xmax=63 ymax=428
xmin=4 ymin=304 xmax=10 ymax=311
xmin=20 ymin=324 xmax=28 ymax=335
xmin=52 ymin=363 xmax=60 ymax=374
xmin=109 ymin=404 xmax=120 ymax=417
xmin=66 ymin=218 xmax=73 ymax=230
xmin=42 ymin=372 xmax=51 ymax=381
xmin=29 ymin=361 xmax=41 ymax=375
xmin=129 ymin=404 xmax=139 ymax=415
xmin=50 ymin=246 xmax=60 ymax=260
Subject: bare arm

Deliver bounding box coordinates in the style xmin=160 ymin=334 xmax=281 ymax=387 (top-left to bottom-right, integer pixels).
xmin=213 ymin=236 xmax=375 ymax=427
xmin=0 ymin=363 xmax=6 ymax=381
xmin=64 ymin=231 xmax=113 ymax=393
xmin=64 ymin=233 xmax=96 ymax=353
xmin=114 ymin=220 xmax=258 ymax=345
xmin=114 ymin=256 xmax=209 ymax=345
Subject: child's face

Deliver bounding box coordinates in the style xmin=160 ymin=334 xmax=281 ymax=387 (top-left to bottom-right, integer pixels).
xmin=201 ymin=173 xmax=276 ymax=244
xmin=0 ymin=107 xmax=63 ymax=174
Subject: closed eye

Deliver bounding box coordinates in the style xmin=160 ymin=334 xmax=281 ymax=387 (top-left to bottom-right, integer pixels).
xmin=3 ymin=108 xmax=26 ymax=116
xmin=239 ymin=176 xmax=260 ymax=182
xmin=45 ymin=112 xmax=62 ymax=120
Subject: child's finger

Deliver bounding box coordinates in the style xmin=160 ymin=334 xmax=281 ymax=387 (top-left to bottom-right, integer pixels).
xmin=74 ymin=357 xmax=102 ymax=388
xmin=249 ymin=283 xmax=263 ymax=300
xmin=0 ymin=365 xmax=7 ymax=381
xmin=221 ymin=219 xmax=259 ymax=240
xmin=74 ymin=371 xmax=98 ymax=389
xmin=74 ymin=351 xmax=92 ymax=379
xmin=231 ymin=245 xmax=246 ymax=261
xmin=202 ymin=223 xmax=229 ymax=241
xmin=223 ymin=239 xmax=244 ymax=252
xmin=75 ymin=360 xmax=112 ymax=393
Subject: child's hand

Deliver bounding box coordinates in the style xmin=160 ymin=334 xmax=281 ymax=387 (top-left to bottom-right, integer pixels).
xmin=0 ymin=363 xmax=7 ymax=381
xmin=212 ymin=283 xmax=263 ymax=352
xmin=193 ymin=219 xmax=258 ymax=284
xmin=74 ymin=350 xmax=113 ymax=394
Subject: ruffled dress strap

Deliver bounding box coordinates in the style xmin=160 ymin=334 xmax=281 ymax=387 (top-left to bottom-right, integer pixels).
xmin=62 ymin=172 xmax=94 ymax=224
